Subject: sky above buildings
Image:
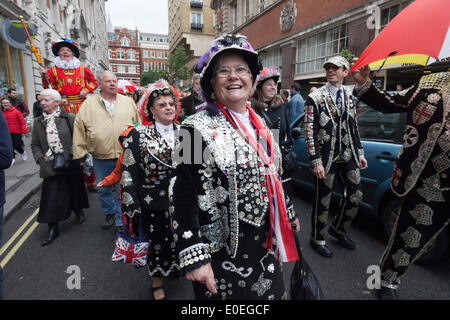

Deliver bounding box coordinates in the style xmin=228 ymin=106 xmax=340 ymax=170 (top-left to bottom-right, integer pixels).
xmin=105 ymin=0 xmax=168 ymax=34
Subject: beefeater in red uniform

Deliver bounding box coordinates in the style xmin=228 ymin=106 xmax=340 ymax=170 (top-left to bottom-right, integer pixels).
xmin=39 ymin=39 xmax=98 ymax=114
xmin=39 ymin=38 xmax=98 ymax=190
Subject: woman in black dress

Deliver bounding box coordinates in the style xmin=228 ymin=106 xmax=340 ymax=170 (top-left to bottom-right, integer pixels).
xmin=31 ymin=89 xmax=88 ymax=246
xmin=120 ymin=80 xmax=180 ymax=300
xmin=251 ymin=66 xmax=296 ymax=200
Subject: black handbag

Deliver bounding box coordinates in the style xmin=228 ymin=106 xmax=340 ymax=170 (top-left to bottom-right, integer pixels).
xmin=52 ymin=117 xmax=77 ymax=172
xmin=282 ymin=148 xmax=298 ymax=173
xmin=290 ymin=232 xmax=325 ymax=300
xmin=53 ymin=151 xmax=75 ymax=171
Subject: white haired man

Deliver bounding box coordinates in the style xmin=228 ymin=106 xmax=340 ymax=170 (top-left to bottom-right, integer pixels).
xmin=73 ymin=71 xmax=140 ymax=231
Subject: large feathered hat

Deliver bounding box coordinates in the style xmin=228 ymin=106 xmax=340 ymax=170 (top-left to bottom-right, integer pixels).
xmin=194 ymin=34 xmax=262 ymax=103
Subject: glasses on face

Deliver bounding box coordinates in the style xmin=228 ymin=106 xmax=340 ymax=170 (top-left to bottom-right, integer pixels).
xmin=215 ymin=65 xmax=250 ymax=78
xmin=153 ymin=101 xmax=176 ymax=109
xmin=324 ymin=64 xmax=340 ymax=71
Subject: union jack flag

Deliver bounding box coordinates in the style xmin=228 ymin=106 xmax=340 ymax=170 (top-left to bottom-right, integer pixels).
xmin=112 ymin=235 xmax=149 ymax=267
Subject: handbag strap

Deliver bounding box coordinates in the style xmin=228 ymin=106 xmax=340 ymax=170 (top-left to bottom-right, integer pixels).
xmin=124 ymin=214 xmax=146 ymax=242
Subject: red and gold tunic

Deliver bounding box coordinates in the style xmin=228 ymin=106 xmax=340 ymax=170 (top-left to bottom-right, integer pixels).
xmin=42 ymin=65 xmax=98 ymax=114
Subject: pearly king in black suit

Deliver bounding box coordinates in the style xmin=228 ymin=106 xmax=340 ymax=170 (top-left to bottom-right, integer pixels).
xmin=356 ymin=71 xmax=450 ymax=290
xmin=305 ymin=83 xmax=364 ymax=247
xmin=121 ymin=123 xmax=180 ymax=277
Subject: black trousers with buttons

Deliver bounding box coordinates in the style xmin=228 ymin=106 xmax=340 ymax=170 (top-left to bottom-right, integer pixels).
xmin=379 ymin=162 xmax=450 ymax=288
xmin=310 ymin=160 xmax=361 ymax=243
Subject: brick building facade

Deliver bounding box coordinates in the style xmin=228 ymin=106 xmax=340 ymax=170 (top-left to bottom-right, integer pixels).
xmin=108 ymin=27 xmax=141 ymax=84
xmin=212 ymin=0 xmax=415 ymax=94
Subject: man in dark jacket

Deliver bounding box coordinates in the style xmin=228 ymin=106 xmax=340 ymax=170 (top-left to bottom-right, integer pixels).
xmin=0 ymin=111 xmax=14 ymax=300
xmin=7 ymin=88 xmax=29 ymax=118
xmin=180 ymin=74 xmax=203 ymax=118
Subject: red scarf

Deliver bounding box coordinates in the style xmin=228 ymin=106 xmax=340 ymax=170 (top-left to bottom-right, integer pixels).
xmin=216 ymin=101 xmax=298 ymax=262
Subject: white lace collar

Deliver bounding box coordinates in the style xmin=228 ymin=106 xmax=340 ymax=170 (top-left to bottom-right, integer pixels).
xmin=53 ymin=56 xmax=81 ymax=70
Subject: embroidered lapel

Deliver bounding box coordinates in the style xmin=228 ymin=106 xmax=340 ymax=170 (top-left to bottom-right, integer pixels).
xmin=143 ymin=125 xmax=175 ymax=169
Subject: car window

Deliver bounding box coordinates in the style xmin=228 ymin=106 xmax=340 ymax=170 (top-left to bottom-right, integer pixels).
xmin=356 ymin=102 xmax=405 ymax=144
xmin=292 ymin=115 xmax=305 ymax=139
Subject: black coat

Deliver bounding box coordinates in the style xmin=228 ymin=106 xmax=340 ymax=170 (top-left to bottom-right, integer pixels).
xmin=171 ymin=106 xmax=297 ymax=273
xmin=304 ymin=84 xmax=364 ymax=173
xmin=0 ymin=112 xmax=13 ymax=207
xmin=356 ymin=71 xmax=450 ymax=196
xmin=180 ymin=91 xmax=203 ymax=117
xmin=120 ymin=124 xmax=178 ymax=218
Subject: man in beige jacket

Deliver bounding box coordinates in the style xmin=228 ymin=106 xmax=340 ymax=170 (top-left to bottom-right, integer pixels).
xmin=73 ymin=71 xmax=140 ymax=231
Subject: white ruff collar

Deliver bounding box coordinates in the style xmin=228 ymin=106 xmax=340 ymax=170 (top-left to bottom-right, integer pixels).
xmin=54 ymin=56 xmax=81 ymax=69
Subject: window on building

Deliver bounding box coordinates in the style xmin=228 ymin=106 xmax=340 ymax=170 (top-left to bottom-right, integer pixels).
xmin=151 ymin=51 xmax=155 ymax=58
xmin=158 ymin=62 xmax=162 ymax=71
xmin=118 ymin=65 xmax=126 ymax=73
xmin=259 ymin=0 xmax=266 ymax=13
xmin=128 ymin=65 xmax=136 ymax=74
xmin=117 ymin=50 xmax=125 ymax=59
xmin=296 ymin=24 xmax=348 ymax=74
xmin=108 ymin=49 xmax=112 ymax=59
xmin=260 ymin=48 xmax=282 ymax=69
xmin=191 ymin=12 xmax=202 ymax=29
xmin=144 ymin=62 xmax=149 ymax=72
xmin=157 ymin=51 xmax=162 ymax=58
xmin=151 ymin=62 xmax=155 ymax=71
xmin=128 ymin=50 xmax=135 ymax=60
xmin=121 ymin=37 xmax=130 ymax=46
xmin=143 ymin=50 xmax=149 ymax=58
xmin=164 ymin=52 xmax=168 ymax=59
xmin=380 ymin=1 xmax=413 ymax=31
xmin=232 ymin=2 xmax=237 ymax=29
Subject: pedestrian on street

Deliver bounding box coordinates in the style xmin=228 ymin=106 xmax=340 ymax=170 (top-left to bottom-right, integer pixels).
xmin=250 ymin=66 xmax=297 ymax=201
xmin=73 ymin=71 xmax=140 ymax=232
xmin=288 ymin=82 xmax=305 ymax=125
xmin=121 ymin=79 xmax=181 ymax=300
xmin=1 ymin=97 xmax=28 ymax=162
xmin=304 ymin=55 xmax=368 ymax=258
xmin=352 ymin=60 xmax=450 ymax=300
xmin=172 ymin=34 xmax=300 ymax=300
xmin=38 ymin=38 xmax=98 ymax=191
xmin=31 ymin=89 xmax=89 ymax=246
xmin=0 ymin=111 xmax=14 ymax=300
xmin=33 ymin=94 xmax=43 ymax=118
xmin=180 ymin=73 xmax=203 ymax=118
xmin=7 ymin=88 xmax=29 ymax=118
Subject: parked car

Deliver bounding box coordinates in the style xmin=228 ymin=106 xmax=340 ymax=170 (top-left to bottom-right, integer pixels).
xmin=290 ymin=102 xmax=449 ymax=264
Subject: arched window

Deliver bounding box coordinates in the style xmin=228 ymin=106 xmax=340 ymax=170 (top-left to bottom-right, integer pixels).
xmin=121 ymin=37 xmax=130 ymax=46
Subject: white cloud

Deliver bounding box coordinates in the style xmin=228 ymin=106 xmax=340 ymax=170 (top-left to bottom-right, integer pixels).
xmin=105 ymin=0 xmax=168 ymax=34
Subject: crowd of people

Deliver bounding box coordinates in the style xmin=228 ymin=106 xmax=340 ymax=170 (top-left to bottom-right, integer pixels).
xmin=0 ymin=33 xmax=448 ymax=301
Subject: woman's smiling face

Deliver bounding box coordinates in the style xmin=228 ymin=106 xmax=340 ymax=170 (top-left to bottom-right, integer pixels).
xmin=210 ymin=53 xmax=253 ymax=109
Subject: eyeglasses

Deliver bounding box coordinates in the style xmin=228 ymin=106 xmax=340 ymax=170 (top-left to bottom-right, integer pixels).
xmin=324 ymin=64 xmax=341 ymax=71
xmin=215 ymin=66 xmax=251 ymax=78
xmin=153 ymin=101 xmax=176 ymax=109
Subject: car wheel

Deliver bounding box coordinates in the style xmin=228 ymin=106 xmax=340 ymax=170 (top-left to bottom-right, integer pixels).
xmin=381 ymin=197 xmax=449 ymax=265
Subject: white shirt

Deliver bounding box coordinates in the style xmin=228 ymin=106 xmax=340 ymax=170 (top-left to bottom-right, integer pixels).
xmin=228 ymin=108 xmax=257 ymax=142
xmin=101 ymin=98 xmax=115 ymax=117
xmin=155 ymin=121 xmax=175 ymax=149
xmin=326 ymin=82 xmax=345 ymax=108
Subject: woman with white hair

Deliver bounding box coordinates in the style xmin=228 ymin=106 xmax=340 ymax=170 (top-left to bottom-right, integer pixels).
xmin=31 ymin=88 xmax=89 ymax=246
